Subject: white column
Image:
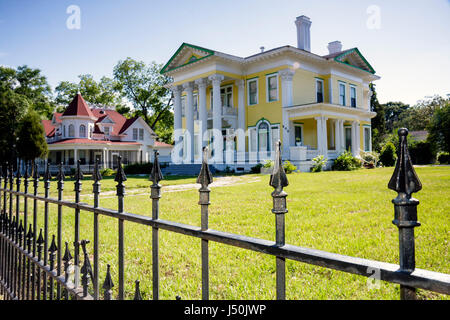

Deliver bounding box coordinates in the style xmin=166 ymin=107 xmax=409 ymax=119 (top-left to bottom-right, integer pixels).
xmin=351 ymin=121 xmax=360 ymax=157
xmin=315 ymin=117 xmax=328 ymax=156
xmin=315 ymin=117 xmax=323 ymax=155
xmin=74 ymin=148 xmax=78 ymax=165
xmin=208 ymin=74 xmax=225 ymax=164
xmin=172 ymin=85 xmax=183 ymax=164
xmin=340 ymin=120 xmax=345 ymax=153
xmin=334 ymin=119 xmax=340 ymax=152
xmin=195 ymin=78 xmax=208 ymax=153
xmin=355 ymin=121 xmax=361 ymax=157
xmin=183 ymin=82 xmax=194 ymax=164
xmin=280 ymin=69 xmax=295 ymax=159
xmin=236 ymin=80 xmax=246 ymax=163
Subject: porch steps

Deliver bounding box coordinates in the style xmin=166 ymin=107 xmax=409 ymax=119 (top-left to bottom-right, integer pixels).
xmin=161 ymin=164 xmax=216 ymax=176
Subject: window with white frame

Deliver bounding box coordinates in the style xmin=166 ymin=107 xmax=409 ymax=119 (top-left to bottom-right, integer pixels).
xmin=247 ymin=79 xmax=258 ymax=106
xmin=266 ymin=74 xmax=278 ymax=102
xmin=221 ymin=86 xmax=233 ymax=108
xmin=79 ymin=125 xmax=86 ymax=138
xmin=339 ymin=82 xmax=346 ymax=106
xmin=350 ymin=86 xmax=357 ymax=108
xmin=104 ymin=126 xmax=110 ymax=136
xmin=316 ymin=79 xmax=324 ymax=103
xmin=364 ymin=127 xmax=371 ymax=152
xmin=68 ymin=124 xmax=75 ymax=138
xmin=139 ymin=128 xmax=144 ymax=140
xmin=271 ymin=125 xmax=280 ymax=150
xmin=132 ymin=128 xmax=138 ymax=140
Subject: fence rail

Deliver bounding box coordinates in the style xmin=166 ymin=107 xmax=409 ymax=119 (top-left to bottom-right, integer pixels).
xmin=0 ymin=128 xmax=449 ymax=300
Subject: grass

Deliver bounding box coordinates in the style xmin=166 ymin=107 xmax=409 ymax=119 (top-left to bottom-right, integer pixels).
xmin=2 ymin=167 xmax=449 ymax=300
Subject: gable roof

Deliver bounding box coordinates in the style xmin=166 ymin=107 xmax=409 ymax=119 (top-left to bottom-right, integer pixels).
xmin=161 ymin=43 xmax=217 ymax=74
xmin=62 ymin=93 xmax=97 ymax=119
xmin=322 ymin=47 xmax=376 ymax=74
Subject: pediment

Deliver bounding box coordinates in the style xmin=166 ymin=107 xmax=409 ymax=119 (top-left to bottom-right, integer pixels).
xmin=161 ymin=43 xmax=215 ymax=74
xmin=334 ymin=48 xmax=375 ymax=74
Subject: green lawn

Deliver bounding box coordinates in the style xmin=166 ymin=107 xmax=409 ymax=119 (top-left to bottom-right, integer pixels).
xmin=4 ymin=166 xmax=449 ymax=300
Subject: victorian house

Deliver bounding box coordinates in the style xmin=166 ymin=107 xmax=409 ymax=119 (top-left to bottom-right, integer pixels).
xmin=42 ymin=93 xmax=172 ymax=171
xmin=162 ymin=15 xmax=379 ymax=171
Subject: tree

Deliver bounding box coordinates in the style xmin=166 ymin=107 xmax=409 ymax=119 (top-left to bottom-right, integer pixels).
xmin=55 ymin=74 xmax=123 ymax=110
xmin=0 ymin=65 xmax=55 ymax=118
xmin=383 ymin=101 xmax=410 ymax=133
xmin=0 ymin=85 xmax=31 ymax=165
xmin=428 ymin=100 xmax=450 ymax=154
xmin=113 ymin=58 xmax=173 ymax=143
xmin=369 ymin=83 xmax=386 ymax=152
xmin=399 ymin=95 xmax=447 ymax=132
xmin=16 ymin=110 xmax=48 ymax=162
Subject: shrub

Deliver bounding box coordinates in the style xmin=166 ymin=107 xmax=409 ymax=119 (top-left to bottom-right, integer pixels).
xmin=361 ymin=151 xmax=379 ymax=169
xmin=332 ymin=151 xmax=361 ymax=171
xmin=123 ymin=162 xmax=153 ymax=175
xmin=250 ymin=163 xmax=263 ymax=174
xmin=311 ymin=155 xmax=327 ymax=172
xmin=283 ymin=161 xmax=297 ymax=174
xmin=437 ymin=152 xmax=450 ymax=164
xmin=263 ymin=160 xmax=274 ymax=169
xmin=379 ymin=142 xmax=397 ymax=167
xmin=408 ymin=141 xmax=436 ymax=165
xmin=100 ymin=168 xmax=116 ymax=177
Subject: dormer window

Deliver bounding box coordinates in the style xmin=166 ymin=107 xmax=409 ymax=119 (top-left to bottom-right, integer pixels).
xmin=104 ymin=127 xmax=110 ymax=136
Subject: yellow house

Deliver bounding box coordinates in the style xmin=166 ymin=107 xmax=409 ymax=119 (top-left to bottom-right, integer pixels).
xmin=161 ymin=15 xmax=380 ymax=172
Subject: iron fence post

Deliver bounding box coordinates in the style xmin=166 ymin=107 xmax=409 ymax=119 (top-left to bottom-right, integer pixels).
xmin=197 ymin=147 xmax=213 ymax=301
xmin=92 ymin=159 xmax=102 ymax=300
xmin=150 ymin=151 xmax=163 ymax=300
xmin=73 ymin=160 xmax=82 ymax=289
xmin=270 ymin=141 xmax=289 ymax=300
xmin=388 ymin=128 xmax=422 ymax=300
xmin=31 ymin=163 xmax=39 ymax=300
xmin=115 ymin=156 xmax=127 ymax=300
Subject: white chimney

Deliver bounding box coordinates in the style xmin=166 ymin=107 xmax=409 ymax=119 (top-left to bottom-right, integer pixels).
xmin=260 ymin=46 xmax=265 ymax=53
xmin=295 ymin=15 xmax=312 ymax=52
xmin=327 ymin=41 xmax=343 ymax=55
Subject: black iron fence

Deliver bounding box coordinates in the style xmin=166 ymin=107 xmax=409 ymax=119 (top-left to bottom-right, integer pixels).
xmin=0 ymin=129 xmax=449 ymax=300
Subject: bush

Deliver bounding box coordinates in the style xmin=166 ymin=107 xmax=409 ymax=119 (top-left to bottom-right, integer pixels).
xmin=311 ymin=155 xmax=327 ymax=172
xmin=263 ymin=160 xmax=274 ymax=169
xmin=437 ymin=152 xmax=450 ymax=164
xmin=360 ymin=151 xmax=379 ymax=169
xmin=123 ymin=162 xmax=153 ymax=175
xmin=332 ymin=151 xmax=361 ymax=171
xmin=379 ymin=142 xmax=397 ymax=167
xmin=100 ymin=168 xmax=116 ymax=177
xmin=250 ymin=163 xmax=263 ymax=174
xmin=408 ymin=141 xmax=436 ymax=165
xmin=283 ymin=161 xmax=297 ymax=174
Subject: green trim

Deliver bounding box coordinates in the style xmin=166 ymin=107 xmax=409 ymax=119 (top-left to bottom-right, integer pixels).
xmin=363 ymin=124 xmax=372 ymax=128
xmin=265 ymin=72 xmax=278 ymax=77
xmin=160 ymin=43 xmax=215 ymax=74
xmin=334 ymin=48 xmax=376 ymax=74
xmin=246 ymin=77 xmax=259 ymax=81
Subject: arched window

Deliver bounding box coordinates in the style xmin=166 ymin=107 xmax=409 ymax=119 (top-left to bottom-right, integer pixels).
xmin=258 ymin=122 xmax=270 ymax=152
xmin=68 ymin=124 xmax=75 ymax=138
xmin=79 ymin=125 xmax=86 ymax=138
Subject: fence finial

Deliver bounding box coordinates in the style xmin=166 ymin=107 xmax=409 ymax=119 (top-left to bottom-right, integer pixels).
xmin=93 ymin=159 xmax=102 ymax=182
xmin=388 ymin=128 xmax=422 ymax=198
xmin=15 ymin=160 xmax=22 ymax=179
xmin=37 ymin=229 xmax=44 ymax=249
xmin=115 ymin=156 xmax=127 ymax=197
xmin=62 ymin=241 xmax=72 ymax=264
xmin=49 ymin=234 xmax=58 ymax=254
xmin=32 ymin=162 xmax=39 ymax=181
xmin=44 ymin=161 xmax=52 ymax=182
xmin=80 ymin=240 xmax=93 ymax=297
xmin=270 ymin=141 xmax=289 ymax=191
xmin=56 ymin=162 xmax=65 ymax=182
xmin=75 ymin=159 xmax=84 ymax=180
xmin=197 ymin=147 xmax=213 ymax=189
xmin=150 ymin=151 xmax=163 ymax=185
xmin=134 ymin=280 xmax=143 ymax=300
xmin=102 ymin=264 xmax=114 ymax=300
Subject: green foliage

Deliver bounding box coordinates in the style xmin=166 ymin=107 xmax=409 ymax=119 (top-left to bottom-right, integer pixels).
xmin=369 ymin=83 xmax=386 ymax=152
xmin=437 ymin=152 xmax=450 ymax=164
xmin=332 ymin=151 xmax=361 ymax=171
xmin=263 ymin=160 xmax=274 ymax=169
xmin=379 ymin=142 xmax=397 ymax=167
xmin=311 ymin=155 xmax=327 ymax=172
xmin=283 ymin=161 xmax=297 ymax=174
xmin=427 ymin=100 xmax=450 ymax=154
xmin=100 ymin=168 xmax=116 ymax=177
xmin=250 ymin=163 xmax=263 ymax=174
xmin=408 ymin=141 xmax=437 ymax=165
xmin=360 ymin=151 xmax=379 ymax=169
xmin=123 ymin=162 xmax=153 ymax=175
xmin=16 ymin=110 xmax=48 ymax=161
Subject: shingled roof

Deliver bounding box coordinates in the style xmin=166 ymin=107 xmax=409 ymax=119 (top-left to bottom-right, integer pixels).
xmin=62 ymin=93 xmax=97 ymax=119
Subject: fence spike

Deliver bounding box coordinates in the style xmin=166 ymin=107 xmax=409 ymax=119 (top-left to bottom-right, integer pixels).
xmin=49 ymin=234 xmax=58 ymax=254
xmin=150 ymin=151 xmax=163 ymax=185
xmin=115 ymin=156 xmax=127 ymax=197
xmin=44 ymin=161 xmax=52 ymax=182
xmin=270 ymin=140 xmax=289 ymax=192
xmin=102 ymin=264 xmax=114 ymax=300
xmin=93 ymin=159 xmax=102 ymax=182
xmin=388 ymin=128 xmax=422 ymax=198
xmin=32 ymin=162 xmax=40 ymax=181
xmin=15 ymin=160 xmax=22 ymax=179
xmin=197 ymin=147 xmax=213 ymax=189
xmin=26 ymin=224 xmax=34 ymax=242
xmin=62 ymin=241 xmax=73 ymax=264
xmin=74 ymin=160 xmax=84 ymax=181
xmin=56 ymin=162 xmax=65 ymax=183
xmin=80 ymin=240 xmax=92 ymax=297
xmin=133 ymin=280 xmax=143 ymax=300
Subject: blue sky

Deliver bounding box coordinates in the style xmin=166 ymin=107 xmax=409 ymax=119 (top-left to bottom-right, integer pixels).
xmin=0 ymin=0 xmax=449 ymax=105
